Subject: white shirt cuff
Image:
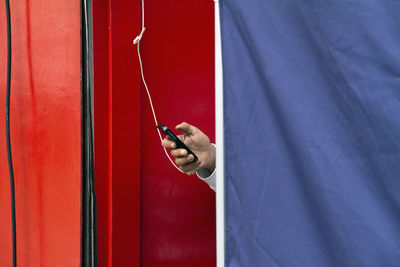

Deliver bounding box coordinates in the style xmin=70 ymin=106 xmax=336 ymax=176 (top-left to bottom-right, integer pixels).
xmin=197 ymin=168 xmax=216 ymax=192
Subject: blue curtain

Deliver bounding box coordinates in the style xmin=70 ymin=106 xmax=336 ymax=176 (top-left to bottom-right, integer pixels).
xmin=221 ymin=0 xmax=400 ymax=266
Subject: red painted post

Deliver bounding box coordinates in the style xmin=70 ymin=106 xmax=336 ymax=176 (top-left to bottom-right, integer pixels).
xmin=0 ymin=0 xmax=82 ymax=265
xmin=92 ymin=0 xmax=111 ymax=265
xmin=93 ymin=0 xmax=142 ymax=266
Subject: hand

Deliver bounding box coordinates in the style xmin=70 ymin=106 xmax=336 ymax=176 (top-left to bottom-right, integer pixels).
xmin=161 ymin=122 xmax=216 ymax=175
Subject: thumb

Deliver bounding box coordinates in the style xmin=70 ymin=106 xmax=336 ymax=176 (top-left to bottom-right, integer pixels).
xmin=176 ymin=122 xmax=194 ymax=134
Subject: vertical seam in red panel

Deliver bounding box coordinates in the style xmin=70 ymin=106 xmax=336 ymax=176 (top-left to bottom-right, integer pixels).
xmin=107 ymin=0 xmax=113 ymax=266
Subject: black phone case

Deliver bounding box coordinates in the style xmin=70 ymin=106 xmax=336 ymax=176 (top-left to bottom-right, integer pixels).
xmin=157 ymin=123 xmax=198 ymax=162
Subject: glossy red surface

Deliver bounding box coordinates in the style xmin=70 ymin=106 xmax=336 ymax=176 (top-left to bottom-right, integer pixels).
xmin=0 ymin=0 xmax=81 ymax=266
xmin=93 ymin=0 xmax=215 ymax=266
xmin=93 ymin=0 xmax=142 ymax=266
xmin=140 ymin=0 xmax=216 ymax=266
xmin=92 ymin=0 xmax=112 ymax=265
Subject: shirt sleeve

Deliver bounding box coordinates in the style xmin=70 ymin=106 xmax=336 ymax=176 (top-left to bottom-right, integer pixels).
xmin=197 ymin=168 xmax=216 ymax=192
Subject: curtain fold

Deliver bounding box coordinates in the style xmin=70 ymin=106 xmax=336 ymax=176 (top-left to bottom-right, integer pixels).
xmin=221 ymin=0 xmax=400 ymax=266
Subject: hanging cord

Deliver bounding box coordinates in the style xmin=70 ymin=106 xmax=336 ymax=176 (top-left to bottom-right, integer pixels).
xmin=5 ymin=0 xmax=17 ymax=266
xmin=133 ymin=0 xmax=183 ymax=173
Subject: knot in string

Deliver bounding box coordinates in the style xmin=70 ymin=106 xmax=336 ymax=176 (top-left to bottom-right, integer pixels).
xmin=133 ymin=27 xmax=146 ymax=44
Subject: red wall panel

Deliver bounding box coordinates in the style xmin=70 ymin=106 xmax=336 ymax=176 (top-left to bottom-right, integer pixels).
xmin=109 ymin=0 xmax=143 ymax=266
xmin=92 ymin=0 xmax=111 ymax=265
xmin=0 ymin=0 xmax=81 ymax=266
xmin=93 ymin=0 xmax=142 ymax=266
xmin=140 ymin=1 xmax=216 ymax=266
xmin=93 ymin=1 xmax=215 ymax=266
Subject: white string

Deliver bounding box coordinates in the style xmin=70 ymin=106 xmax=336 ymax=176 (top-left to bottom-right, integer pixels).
xmin=133 ymin=0 xmax=183 ymax=173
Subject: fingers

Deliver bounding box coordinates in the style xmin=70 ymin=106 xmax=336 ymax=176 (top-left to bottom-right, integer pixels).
xmin=161 ymin=138 xmax=176 ymax=149
xmin=176 ymin=122 xmax=195 ymax=134
xmin=178 ymin=160 xmax=201 ymax=174
xmin=161 ymin=139 xmax=196 ymax=170
xmin=161 ymin=123 xmax=202 ymax=175
xmin=169 ymin=148 xmax=199 ymax=174
xmin=171 ymin=149 xmax=187 ymax=157
xmin=176 ymin=154 xmax=200 ymax=174
xmin=175 ymin=153 xmax=195 ymax=166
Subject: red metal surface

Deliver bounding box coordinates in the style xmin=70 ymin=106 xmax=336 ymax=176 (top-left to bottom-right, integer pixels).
xmin=0 ymin=0 xmax=81 ymax=266
xmin=140 ymin=0 xmax=216 ymax=266
xmin=93 ymin=0 xmax=215 ymax=266
xmin=92 ymin=0 xmax=112 ymax=265
xmin=109 ymin=0 xmax=143 ymax=266
xmin=93 ymin=0 xmax=142 ymax=266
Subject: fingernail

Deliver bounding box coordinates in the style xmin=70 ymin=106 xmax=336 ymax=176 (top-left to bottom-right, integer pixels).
xmin=181 ymin=150 xmax=186 ymax=155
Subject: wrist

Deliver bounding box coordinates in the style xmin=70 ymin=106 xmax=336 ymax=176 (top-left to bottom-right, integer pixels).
xmin=204 ymin=143 xmax=216 ymax=173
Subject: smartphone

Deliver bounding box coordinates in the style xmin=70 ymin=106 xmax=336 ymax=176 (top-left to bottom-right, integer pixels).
xmin=157 ymin=123 xmax=198 ymax=162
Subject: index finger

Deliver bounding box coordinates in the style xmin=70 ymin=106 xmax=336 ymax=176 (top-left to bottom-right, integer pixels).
xmin=161 ymin=138 xmax=176 ymax=149
xmin=176 ymin=122 xmax=194 ymax=134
